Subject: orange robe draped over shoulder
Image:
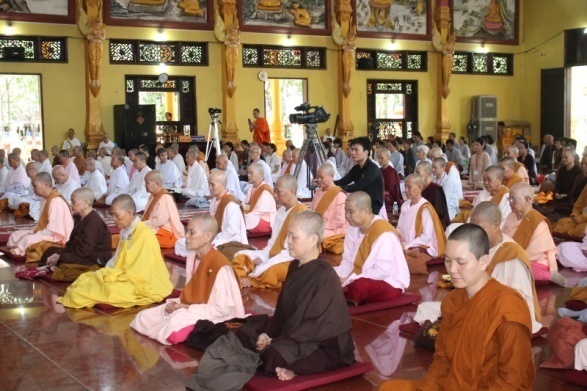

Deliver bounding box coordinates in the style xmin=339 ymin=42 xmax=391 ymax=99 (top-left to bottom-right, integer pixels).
xmin=253 ymin=117 xmax=271 ymax=144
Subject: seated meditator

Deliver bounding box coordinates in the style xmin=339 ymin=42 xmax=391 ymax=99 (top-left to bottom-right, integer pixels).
xmin=334 ymin=191 xmax=410 ymax=305
xmin=415 ymin=161 xmax=450 ymax=228
xmin=503 ymin=145 xmax=530 ymax=183
xmin=130 ymin=214 xmax=244 ymax=345
xmin=102 ymin=154 xmax=129 ymax=204
xmin=57 ymin=149 xmax=81 ymax=185
xmin=113 ymin=151 xmax=151 ymax=213
xmin=53 ymin=165 xmax=81 ymax=203
xmin=181 ymin=149 xmax=210 ymax=206
xmin=0 ymin=152 xmax=31 ymax=210
xmin=142 ymin=170 xmax=184 ymax=249
xmin=215 ymin=153 xmax=245 ymax=202
xmin=553 ymin=160 xmax=587 ymax=237
xmin=503 ymin=182 xmax=566 ymax=286
xmin=272 ymin=148 xmax=295 ymax=183
xmin=39 ymin=188 xmax=112 ymax=281
xmin=6 ymin=172 xmax=74 ymax=259
xmin=246 ymin=145 xmax=274 ymax=190
xmin=377 ymin=147 xmax=403 ymax=218
xmin=155 ymin=148 xmax=182 ymax=189
xmin=397 ymin=174 xmax=446 ymax=274
xmin=242 ymin=163 xmax=277 ymax=235
xmin=83 ymin=157 xmax=107 ymax=201
xmin=378 ymin=224 xmax=535 ymax=391
xmin=7 ymin=162 xmax=40 ymax=220
xmin=236 ymin=210 xmax=355 ymax=381
xmin=290 ymin=148 xmax=313 ymax=199
xmin=415 ymin=201 xmax=543 ymax=334
xmin=232 ymin=175 xmax=306 ymax=289
xmin=311 ymin=163 xmax=348 ymax=254
xmin=429 ymin=146 xmax=463 ymax=202
xmin=431 ymin=158 xmax=460 ymax=221
xmin=498 ymin=157 xmax=524 ymax=189
xmin=558 ymin=226 xmax=587 ymax=272
xmin=58 ymin=194 xmax=173 ymax=308
xmin=553 ymin=148 xmax=583 ymax=203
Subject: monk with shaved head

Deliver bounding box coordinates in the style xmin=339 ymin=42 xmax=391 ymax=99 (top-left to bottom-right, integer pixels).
xmin=131 ymin=214 xmax=244 ymax=345
xmin=242 ymin=163 xmax=277 ymax=235
xmin=503 ymin=182 xmax=565 ymax=286
xmin=233 ymin=175 xmax=307 ymax=289
xmin=334 ymin=191 xmax=410 ymax=304
xmin=40 ymin=187 xmax=112 ymax=281
xmin=58 ymin=194 xmax=173 ymax=308
xmin=53 ymin=164 xmax=81 ymax=203
xmin=503 ymin=145 xmax=530 ymax=183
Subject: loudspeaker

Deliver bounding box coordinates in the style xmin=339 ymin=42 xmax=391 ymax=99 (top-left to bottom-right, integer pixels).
xmin=357 ymin=57 xmax=374 ymax=70
xmin=471 ymin=95 xmax=497 ymax=120
xmin=1 ymin=47 xmax=25 ymax=60
xmin=113 ymin=104 xmax=157 ymax=151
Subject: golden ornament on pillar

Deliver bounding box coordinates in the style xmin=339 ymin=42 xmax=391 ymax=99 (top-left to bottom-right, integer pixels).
xmin=87 ymin=18 xmax=105 ymax=98
xmin=342 ymin=24 xmax=356 ymax=98
xmin=224 ymin=20 xmax=240 ymax=98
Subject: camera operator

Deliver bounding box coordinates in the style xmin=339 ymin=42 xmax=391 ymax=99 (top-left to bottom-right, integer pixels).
xmin=248 ymin=108 xmax=271 ymax=145
xmin=334 ymin=137 xmax=385 ymax=216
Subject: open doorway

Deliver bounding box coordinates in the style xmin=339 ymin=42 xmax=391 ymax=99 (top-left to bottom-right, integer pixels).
xmin=0 ymin=74 xmax=43 ymax=157
xmin=264 ymin=78 xmax=308 ymax=149
xmin=569 ymin=65 xmax=587 ymax=155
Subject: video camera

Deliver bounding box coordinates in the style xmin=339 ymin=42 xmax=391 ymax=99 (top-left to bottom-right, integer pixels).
xmin=208 ymin=108 xmax=222 ymax=115
xmin=289 ymin=102 xmax=330 ymax=125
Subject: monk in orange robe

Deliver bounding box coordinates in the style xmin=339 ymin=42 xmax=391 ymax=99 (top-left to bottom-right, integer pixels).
xmin=248 ymin=108 xmax=271 ymax=144
xmin=499 ymin=157 xmax=524 ymax=189
xmin=378 ymin=224 xmax=535 ymax=391
xmin=142 ymin=170 xmax=184 ymax=248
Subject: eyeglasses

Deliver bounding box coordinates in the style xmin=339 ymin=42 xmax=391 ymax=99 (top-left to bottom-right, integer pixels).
xmin=509 ymin=196 xmax=529 ymax=204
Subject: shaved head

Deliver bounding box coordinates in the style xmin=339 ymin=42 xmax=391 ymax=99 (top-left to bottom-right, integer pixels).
xmin=346 ymin=191 xmax=372 ymax=212
xmin=249 ymin=163 xmax=264 ymax=175
xmin=377 ymin=147 xmax=391 ymax=158
xmin=317 ymin=163 xmax=334 ymax=176
xmin=35 ymin=172 xmax=53 ymax=187
xmin=448 ymin=223 xmax=490 ymax=260
xmin=72 ymin=187 xmax=95 ymax=206
xmin=291 ymin=210 xmax=325 ymax=246
xmin=276 ymin=174 xmax=298 ymax=193
xmin=510 ymin=182 xmax=534 ymax=199
xmin=189 ymin=214 xmax=219 ymax=239
xmin=209 ymin=170 xmax=227 ymax=187
xmin=112 ymin=194 xmax=136 ymax=214
xmin=145 ymin=170 xmax=163 ymax=185
xmin=405 ymin=173 xmax=425 ymax=188
xmin=430 ymin=147 xmax=443 ymax=159
xmin=470 ymin=201 xmax=502 ymax=226
xmin=433 ymin=157 xmax=446 ymax=167
xmin=485 ymin=166 xmax=504 ymax=180
xmin=416 ymin=161 xmax=432 ymax=174
xmin=499 ymin=157 xmax=516 ymax=169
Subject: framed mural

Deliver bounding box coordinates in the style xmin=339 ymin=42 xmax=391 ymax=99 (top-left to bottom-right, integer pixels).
xmin=452 ymin=0 xmax=519 ymax=45
xmin=104 ymin=0 xmax=213 ymax=29
xmin=355 ymin=0 xmax=431 ymax=40
xmin=0 ymin=0 xmax=75 ymax=24
xmin=239 ymin=0 xmax=329 ymax=35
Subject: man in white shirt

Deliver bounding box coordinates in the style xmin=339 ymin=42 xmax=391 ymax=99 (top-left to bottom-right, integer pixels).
xmin=167 ymin=145 xmax=186 ymax=176
xmin=53 ymin=165 xmax=81 ymax=203
xmin=84 ymin=157 xmax=107 ymax=201
xmin=58 ymin=150 xmax=81 ymax=185
xmin=215 ymin=154 xmax=245 ymax=202
xmin=98 ymin=133 xmax=115 ymax=155
xmin=264 ymin=143 xmax=281 ymax=175
xmin=104 ymin=154 xmax=129 ymax=204
xmin=155 ymin=149 xmax=182 ymax=189
xmin=432 ymin=158 xmax=460 ymax=220
xmin=62 ymin=128 xmax=82 ymax=152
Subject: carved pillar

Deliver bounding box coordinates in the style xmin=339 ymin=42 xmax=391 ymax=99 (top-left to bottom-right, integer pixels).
xmin=334 ymin=0 xmax=355 ymax=146
xmin=78 ymin=0 xmax=105 ymax=150
xmin=216 ymin=0 xmax=240 ymax=144
xmin=269 ymin=80 xmax=285 ymax=153
xmin=434 ymin=0 xmax=453 ymax=142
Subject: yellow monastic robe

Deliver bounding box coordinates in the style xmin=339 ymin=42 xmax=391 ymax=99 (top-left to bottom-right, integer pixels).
xmin=58 ymin=221 xmax=173 ymax=308
xmin=553 ymin=183 xmax=587 ymax=237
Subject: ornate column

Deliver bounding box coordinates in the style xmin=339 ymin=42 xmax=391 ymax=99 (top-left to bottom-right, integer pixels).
xmin=433 ymin=0 xmax=455 ymax=142
xmin=269 ymin=80 xmax=286 ymax=153
xmin=333 ymin=0 xmax=355 ymax=145
xmin=77 ymin=0 xmax=105 ymax=150
xmin=215 ymin=0 xmax=240 ymax=144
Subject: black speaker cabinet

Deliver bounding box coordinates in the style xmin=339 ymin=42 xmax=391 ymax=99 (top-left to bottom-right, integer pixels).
xmin=113 ymin=104 xmax=156 ymax=151
xmin=357 ymin=57 xmax=374 ymax=70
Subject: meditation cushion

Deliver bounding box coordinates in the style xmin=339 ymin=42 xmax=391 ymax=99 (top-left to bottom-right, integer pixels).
xmin=566 ymin=300 xmax=587 ymax=311
xmin=94 ymin=289 xmax=181 ymax=311
xmin=167 ymin=325 xmax=195 ymax=345
xmin=564 ymin=369 xmax=587 ymax=387
xmin=540 ymin=316 xmax=586 ymax=369
xmin=425 ymin=257 xmax=445 ymax=266
xmin=164 ymin=253 xmax=187 ymax=264
xmin=0 ymin=246 xmax=26 ymax=262
xmin=348 ymin=293 xmax=420 ymax=315
xmin=400 ymin=321 xmax=549 ymax=340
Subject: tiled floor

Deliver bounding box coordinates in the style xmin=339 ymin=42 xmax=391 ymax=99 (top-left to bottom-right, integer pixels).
xmin=0 ymin=208 xmax=585 ymax=390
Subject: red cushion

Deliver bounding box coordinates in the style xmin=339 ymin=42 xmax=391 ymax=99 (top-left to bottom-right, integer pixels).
xmin=565 ymin=369 xmax=587 ymax=387
xmin=247 ymin=231 xmax=271 ymax=238
xmin=181 ymin=219 xmax=190 ymax=226
xmin=164 ymin=253 xmax=187 ymax=264
xmin=425 ymin=258 xmax=444 ymax=266
xmin=533 ymin=326 xmax=549 ymax=339
xmin=553 ymin=232 xmax=583 ymax=242
xmin=0 ymin=233 xmax=10 ymax=246
xmin=348 ymin=293 xmax=420 ymax=316
xmin=0 ymin=246 xmax=26 ymax=262
xmin=535 ymin=280 xmax=553 ymax=286
xmin=94 ymin=289 xmax=181 ymax=311
xmin=399 ymin=321 xmax=420 ymax=336
xmin=245 ymin=362 xmax=373 ymax=391
xmin=107 ymin=226 xmax=120 ymax=234
xmin=566 ymin=300 xmax=587 ymax=311
xmin=166 ymin=325 xmax=195 ymax=345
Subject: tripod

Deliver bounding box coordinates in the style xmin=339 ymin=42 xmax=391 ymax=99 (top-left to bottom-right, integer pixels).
xmin=293 ymin=124 xmax=328 ymax=194
xmin=205 ymin=113 xmax=222 ymax=161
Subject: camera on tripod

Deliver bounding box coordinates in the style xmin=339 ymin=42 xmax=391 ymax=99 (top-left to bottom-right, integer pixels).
xmin=289 ymin=102 xmax=330 ymax=125
xmin=208 ymin=108 xmax=222 ymax=115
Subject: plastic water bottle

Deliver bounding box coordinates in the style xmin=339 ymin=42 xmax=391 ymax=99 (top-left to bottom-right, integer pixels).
xmin=393 ymin=202 xmax=398 ymax=216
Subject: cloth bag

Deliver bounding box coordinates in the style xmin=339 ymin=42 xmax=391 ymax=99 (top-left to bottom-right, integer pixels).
xmin=186 ymin=332 xmax=260 ymax=391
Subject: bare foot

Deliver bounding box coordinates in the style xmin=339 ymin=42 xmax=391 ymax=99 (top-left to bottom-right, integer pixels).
xmin=275 ymin=367 xmax=296 ymax=381
xmin=240 ymin=278 xmax=252 ymax=289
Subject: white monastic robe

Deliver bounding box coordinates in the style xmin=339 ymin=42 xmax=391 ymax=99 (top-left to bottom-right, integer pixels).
xmin=242 ymin=182 xmax=276 ymax=230
xmin=558 ymin=226 xmax=587 ymax=272
xmin=0 ymin=166 xmax=8 ymax=192
xmin=124 ymin=156 xmax=133 ymax=176
xmin=254 ymin=159 xmax=274 ymax=188
xmin=93 ymin=160 xmax=104 ymax=175
xmin=172 ymin=154 xmax=186 ymax=176
xmin=228 ymin=152 xmax=239 ymax=171
xmin=157 ymin=161 xmax=182 ymax=188
xmin=225 ymin=162 xmax=245 ymax=202
xmin=472 ymin=188 xmax=511 ymax=228
xmin=98 ymin=155 xmax=113 ymax=177
xmin=334 ymin=216 xmax=410 ymax=290
xmin=62 ymin=137 xmax=82 ymax=151
xmin=85 ymin=170 xmax=107 ymax=201
xmin=56 ymin=177 xmax=81 ymax=204
xmin=235 ymin=204 xmax=298 ymax=277
xmin=98 ymin=140 xmax=115 ymax=154
xmin=39 ymin=159 xmax=52 ymax=175
xmin=105 ymin=166 xmax=130 ymax=204
xmin=415 ymin=235 xmax=543 ymax=334
xmin=7 ymin=195 xmax=74 ymax=253
xmin=211 ymin=194 xmax=247 ymax=247
xmin=130 ymin=252 xmax=244 ymax=345
xmin=181 ymin=161 xmax=209 ymax=198
xmin=63 ymin=161 xmax=81 ymax=185
xmin=434 ymin=171 xmax=460 ymax=220
xmin=326 ymin=158 xmax=342 ymax=180
xmin=128 ymin=166 xmax=152 ymax=212
xmin=266 ymin=153 xmax=281 ymax=174
xmin=0 ymin=164 xmax=30 ymax=194
xmin=397 ymin=197 xmax=440 ymax=257
xmin=289 ymin=160 xmax=312 ymax=199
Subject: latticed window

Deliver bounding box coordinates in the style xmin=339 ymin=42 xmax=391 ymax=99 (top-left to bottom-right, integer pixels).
xmin=452 ymin=52 xmax=513 ymax=76
xmin=355 ymin=49 xmax=427 ymax=72
xmin=242 ymin=44 xmax=326 ymax=69
xmin=109 ymin=40 xmax=208 ymax=66
xmin=0 ymin=37 xmax=67 ymax=62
